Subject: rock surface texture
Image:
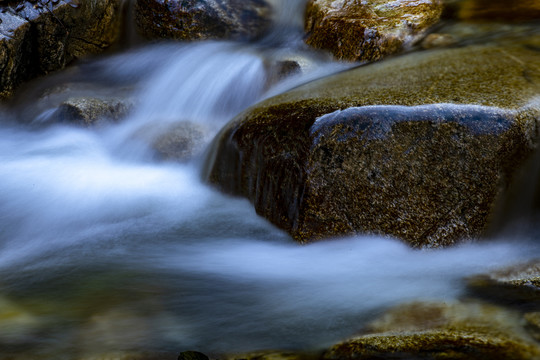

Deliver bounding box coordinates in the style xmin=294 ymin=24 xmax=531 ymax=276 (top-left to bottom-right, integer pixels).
xmin=206 ymin=44 xmax=540 ymax=246
xmin=324 ymin=301 xmax=540 ymax=360
xmin=0 ymin=0 xmax=122 ymax=100
xmin=135 ymin=0 xmax=272 ymax=41
xmin=304 ymin=0 xmax=443 ymax=62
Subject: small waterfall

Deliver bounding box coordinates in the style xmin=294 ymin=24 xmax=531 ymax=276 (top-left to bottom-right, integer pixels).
xmin=0 ymin=0 xmax=539 ymax=358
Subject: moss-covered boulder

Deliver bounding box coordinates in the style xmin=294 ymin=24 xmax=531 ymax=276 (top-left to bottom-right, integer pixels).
xmin=324 ymin=301 xmax=540 ymax=359
xmin=205 ymin=43 xmax=540 ymax=246
xmin=467 ymin=260 xmax=540 ymax=310
xmin=304 ymin=0 xmax=443 ymax=62
xmin=0 ymin=0 xmax=122 ymax=100
xmin=135 ymin=0 xmax=272 ymax=42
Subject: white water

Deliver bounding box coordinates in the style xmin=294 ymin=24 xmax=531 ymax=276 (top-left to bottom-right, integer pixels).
xmin=0 ymin=1 xmax=539 ymax=358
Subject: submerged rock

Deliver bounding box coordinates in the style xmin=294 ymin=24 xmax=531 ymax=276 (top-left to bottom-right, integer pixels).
xmin=135 ymin=0 xmax=272 ymax=42
xmin=324 ymin=301 xmax=540 ymax=360
xmin=304 ymin=0 xmax=443 ymax=62
xmin=134 ymin=121 xmax=210 ymax=162
xmin=49 ymin=96 xmax=133 ymax=126
xmin=150 ymin=121 xmax=209 ymax=162
xmin=0 ymin=0 xmax=123 ymax=100
xmin=466 ymin=260 xmax=540 ymax=310
xmin=206 ymin=44 xmax=540 ymax=246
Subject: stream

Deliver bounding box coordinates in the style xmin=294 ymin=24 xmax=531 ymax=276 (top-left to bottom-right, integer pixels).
xmin=0 ymin=1 xmax=539 ymax=358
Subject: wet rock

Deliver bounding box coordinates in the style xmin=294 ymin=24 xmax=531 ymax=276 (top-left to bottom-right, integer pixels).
xmin=178 ymin=351 xmax=209 ymax=360
xmin=48 ymin=96 xmax=133 ymax=125
xmin=466 ymin=260 xmax=540 ymax=310
xmin=264 ymin=59 xmax=302 ymax=89
xmin=205 ymin=44 xmax=540 ymax=246
xmin=324 ymin=301 xmax=540 ymax=360
xmin=304 ymin=0 xmax=444 ymax=62
xmin=134 ymin=121 xmax=210 ymax=162
xmin=151 ymin=122 xmax=209 ymax=162
xmin=525 ymin=312 xmax=540 ymax=342
xmin=456 ymin=0 xmax=540 ymax=22
xmin=224 ymin=351 xmax=316 ymax=360
xmin=0 ymin=0 xmax=123 ymax=100
xmin=135 ymin=0 xmax=272 ymax=42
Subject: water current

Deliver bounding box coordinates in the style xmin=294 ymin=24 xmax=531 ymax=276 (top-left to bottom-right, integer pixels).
xmin=0 ymin=1 xmax=539 ymax=358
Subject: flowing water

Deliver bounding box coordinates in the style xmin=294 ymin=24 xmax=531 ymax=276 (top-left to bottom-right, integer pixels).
xmin=0 ymin=1 xmax=539 ymax=358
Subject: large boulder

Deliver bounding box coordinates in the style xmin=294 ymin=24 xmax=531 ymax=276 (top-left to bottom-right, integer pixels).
xmin=324 ymin=301 xmax=540 ymax=360
xmin=134 ymin=0 xmax=272 ymax=41
xmin=0 ymin=0 xmax=122 ymax=100
xmin=205 ymin=43 xmax=540 ymax=246
xmin=304 ymin=0 xmax=444 ymax=62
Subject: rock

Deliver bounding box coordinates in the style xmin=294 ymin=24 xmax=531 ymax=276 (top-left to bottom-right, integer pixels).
xmin=0 ymin=0 xmax=123 ymax=100
xmin=304 ymin=0 xmax=444 ymax=62
xmin=205 ymin=43 xmax=540 ymax=246
xmin=525 ymin=312 xmax=540 ymax=342
xmin=264 ymin=59 xmax=302 ymax=89
xmin=48 ymin=96 xmax=133 ymax=126
xmin=324 ymin=301 xmax=540 ymax=360
xmin=135 ymin=0 xmax=272 ymax=42
xmin=224 ymin=351 xmax=316 ymax=360
xmin=178 ymin=351 xmax=209 ymax=360
xmin=151 ymin=121 xmax=209 ymax=162
xmin=456 ymin=0 xmax=540 ymax=22
xmin=134 ymin=121 xmax=210 ymax=162
xmin=466 ymin=260 xmax=540 ymax=310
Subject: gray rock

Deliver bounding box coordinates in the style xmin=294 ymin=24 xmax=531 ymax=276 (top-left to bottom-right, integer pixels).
xmin=0 ymin=0 xmax=123 ymax=100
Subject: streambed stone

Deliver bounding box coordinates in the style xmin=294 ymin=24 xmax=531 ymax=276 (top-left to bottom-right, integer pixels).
xmin=0 ymin=0 xmax=122 ymax=100
xmin=205 ymin=44 xmax=540 ymax=246
xmin=304 ymin=0 xmax=444 ymax=62
xmin=49 ymin=96 xmax=133 ymax=126
xmin=324 ymin=301 xmax=540 ymax=359
xmin=134 ymin=0 xmax=272 ymax=42
xmin=466 ymin=260 xmax=540 ymax=310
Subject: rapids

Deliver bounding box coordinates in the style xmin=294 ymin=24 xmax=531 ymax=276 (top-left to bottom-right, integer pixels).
xmin=0 ymin=0 xmax=539 ymax=358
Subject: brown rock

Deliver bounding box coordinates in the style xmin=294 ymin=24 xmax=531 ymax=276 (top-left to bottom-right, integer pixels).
xmin=467 ymin=260 xmax=540 ymax=310
xmin=304 ymin=0 xmax=443 ymax=62
xmin=324 ymin=301 xmax=540 ymax=360
xmin=457 ymin=0 xmax=540 ymax=22
xmin=205 ymin=43 xmax=540 ymax=246
xmin=135 ymin=0 xmax=272 ymax=41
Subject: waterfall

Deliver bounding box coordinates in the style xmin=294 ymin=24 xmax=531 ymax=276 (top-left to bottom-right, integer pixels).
xmin=0 ymin=0 xmax=538 ymax=358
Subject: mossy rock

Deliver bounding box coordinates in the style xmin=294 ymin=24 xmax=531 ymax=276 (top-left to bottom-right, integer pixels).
xmin=466 ymin=260 xmax=540 ymax=310
xmin=205 ymin=43 xmax=540 ymax=246
xmin=135 ymin=0 xmax=272 ymax=42
xmin=324 ymin=301 xmax=540 ymax=360
xmin=0 ymin=0 xmax=123 ymax=100
xmin=304 ymin=0 xmax=443 ymax=62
